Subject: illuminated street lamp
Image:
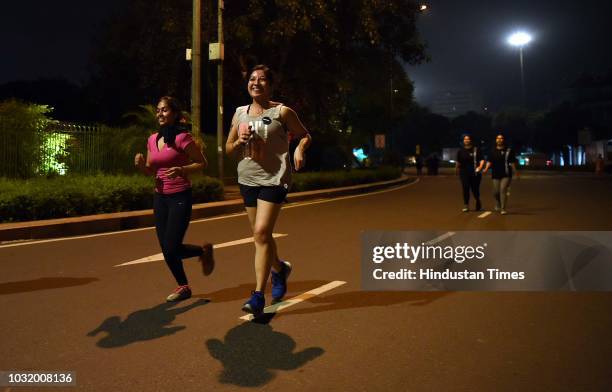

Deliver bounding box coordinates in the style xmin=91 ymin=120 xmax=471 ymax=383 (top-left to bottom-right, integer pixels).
xmin=507 ymin=31 xmax=532 ymax=106
xmin=420 ymin=4 xmax=428 ymax=11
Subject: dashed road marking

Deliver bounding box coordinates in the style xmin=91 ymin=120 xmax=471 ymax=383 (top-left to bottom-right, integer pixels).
xmin=114 ymin=233 xmax=288 ymax=267
xmin=239 ymin=280 xmax=347 ymax=321
xmin=424 ymin=231 xmax=456 ymax=245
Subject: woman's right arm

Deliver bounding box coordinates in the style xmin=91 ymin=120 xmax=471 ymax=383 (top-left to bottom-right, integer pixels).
xmin=225 ymin=111 xmax=249 ymax=155
xmin=225 ymin=123 xmax=242 ymax=156
xmin=135 ymin=151 xmax=155 ymax=176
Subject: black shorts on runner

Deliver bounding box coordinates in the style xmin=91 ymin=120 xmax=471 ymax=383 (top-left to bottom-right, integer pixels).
xmin=239 ymin=184 xmax=288 ymax=207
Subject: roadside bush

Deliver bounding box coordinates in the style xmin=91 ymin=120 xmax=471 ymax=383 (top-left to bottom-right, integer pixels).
xmin=291 ymin=166 xmax=402 ymax=192
xmin=0 ymin=99 xmax=58 ymax=178
xmin=0 ymin=175 xmax=223 ymax=223
xmin=0 ymin=167 xmax=402 ymax=223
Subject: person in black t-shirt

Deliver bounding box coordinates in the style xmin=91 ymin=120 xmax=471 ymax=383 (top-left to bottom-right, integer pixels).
xmin=483 ymin=133 xmax=519 ymax=215
xmin=455 ymin=135 xmax=485 ymax=211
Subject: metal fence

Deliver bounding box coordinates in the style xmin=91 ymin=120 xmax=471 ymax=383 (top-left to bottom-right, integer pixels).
xmin=0 ymin=121 xmax=139 ymax=179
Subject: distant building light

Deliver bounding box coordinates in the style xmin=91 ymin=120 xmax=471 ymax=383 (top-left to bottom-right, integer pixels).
xmin=353 ymin=148 xmax=367 ymax=163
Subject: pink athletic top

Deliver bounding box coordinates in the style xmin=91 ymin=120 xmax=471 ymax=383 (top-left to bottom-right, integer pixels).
xmin=147 ymin=132 xmax=194 ymax=194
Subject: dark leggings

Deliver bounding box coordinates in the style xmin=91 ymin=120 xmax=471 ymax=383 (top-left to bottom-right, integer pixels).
xmin=154 ymin=190 xmax=202 ymax=286
xmin=460 ymin=173 xmax=481 ymax=204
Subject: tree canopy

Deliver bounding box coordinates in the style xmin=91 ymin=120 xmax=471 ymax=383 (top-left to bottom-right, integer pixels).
xmin=88 ymin=0 xmax=427 ymax=137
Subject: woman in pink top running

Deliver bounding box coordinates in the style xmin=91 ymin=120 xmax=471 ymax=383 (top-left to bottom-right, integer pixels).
xmin=134 ymin=96 xmax=215 ymax=302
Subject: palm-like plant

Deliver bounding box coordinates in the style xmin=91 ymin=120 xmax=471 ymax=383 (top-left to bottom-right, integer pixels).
xmin=122 ymin=104 xmax=158 ymax=131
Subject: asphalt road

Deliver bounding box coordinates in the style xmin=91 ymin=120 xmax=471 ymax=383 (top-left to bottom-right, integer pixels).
xmin=1 ymin=173 xmax=612 ymax=391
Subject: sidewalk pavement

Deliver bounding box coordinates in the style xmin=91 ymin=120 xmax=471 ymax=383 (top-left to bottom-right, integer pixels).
xmin=0 ymin=176 xmax=415 ymax=243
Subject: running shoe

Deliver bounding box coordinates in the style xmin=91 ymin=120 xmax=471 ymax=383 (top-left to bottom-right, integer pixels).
xmin=271 ymin=261 xmax=292 ymax=304
xmin=200 ymin=242 xmax=215 ymax=276
xmin=166 ymin=285 xmax=192 ymax=302
xmin=242 ymin=290 xmax=265 ymax=315
xmin=462 ymin=205 xmax=469 ymax=212
xmin=475 ymin=200 xmax=482 ymax=211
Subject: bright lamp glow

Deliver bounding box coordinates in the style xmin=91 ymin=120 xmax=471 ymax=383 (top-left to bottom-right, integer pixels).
xmin=420 ymin=4 xmax=428 ymax=11
xmin=508 ymin=32 xmax=532 ymax=46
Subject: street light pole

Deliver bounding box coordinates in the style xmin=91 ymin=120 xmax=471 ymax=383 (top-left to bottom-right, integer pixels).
xmin=507 ymin=31 xmax=532 ymax=108
xmin=216 ymin=0 xmax=224 ymax=183
xmin=519 ymin=45 xmax=526 ymax=108
xmin=191 ymin=0 xmax=202 ymax=140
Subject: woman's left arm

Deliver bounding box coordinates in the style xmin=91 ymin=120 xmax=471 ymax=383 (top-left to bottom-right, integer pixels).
xmin=281 ymin=106 xmax=312 ymax=171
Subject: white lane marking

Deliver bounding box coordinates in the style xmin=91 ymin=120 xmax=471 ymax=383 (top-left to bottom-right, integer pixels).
xmin=423 ymin=232 xmax=455 ymax=245
xmin=0 ymin=226 xmax=155 ymax=249
xmin=0 ymin=211 xmax=251 ymax=249
xmin=0 ymin=179 xmax=419 ymax=248
xmin=114 ymin=233 xmax=288 ymax=267
xmin=239 ymin=280 xmax=347 ymax=321
xmin=282 ymin=179 xmax=419 ymax=210
xmin=478 ymin=211 xmax=492 ymax=218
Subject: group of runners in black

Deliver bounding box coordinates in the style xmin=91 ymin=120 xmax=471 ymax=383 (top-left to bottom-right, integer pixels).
xmin=455 ymin=133 xmax=518 ymax=215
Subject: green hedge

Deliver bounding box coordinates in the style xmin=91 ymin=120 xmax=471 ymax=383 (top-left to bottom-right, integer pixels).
xmin=0 ymin=167 xmax=402 ymax=223
xmin=0 ymin=175 xmax=223 ymax=223
xmin=291 ymin=166 xmax=402 ymax=192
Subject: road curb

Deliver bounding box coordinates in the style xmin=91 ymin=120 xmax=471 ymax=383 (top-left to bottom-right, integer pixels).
xmin=0 ymin=175 xmax=415 ymax=242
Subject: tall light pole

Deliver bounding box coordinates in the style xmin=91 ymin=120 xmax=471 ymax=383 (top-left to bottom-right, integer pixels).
xmin=216 ymin=0 xmax=224 ymax=183
xmin=206 ymin=0 xmax=225 ymax=182
xmin=507 ymin=31 xmax=532 ymax=107
xmin=191 ymin=0 xmax=202 ymax=140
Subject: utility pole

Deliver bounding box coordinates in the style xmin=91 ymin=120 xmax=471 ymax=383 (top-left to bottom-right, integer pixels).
xmin=519 ymin=45 xmax=526 ymax=108
xmin=191 ymin=0 xmax=202 ymax=140
xmin=216 ymin=0 xmax=224 ymax=183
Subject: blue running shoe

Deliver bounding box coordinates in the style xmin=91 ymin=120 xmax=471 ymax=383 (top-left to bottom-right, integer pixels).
xmin=271 ymin=261 xmax=292 ymax=304
xmin=242 ymin=291 xmax=265 ymax=315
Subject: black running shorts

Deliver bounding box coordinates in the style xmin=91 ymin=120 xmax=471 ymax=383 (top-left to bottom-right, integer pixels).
xmin=239 ymin=184 xmax=289 ymax=207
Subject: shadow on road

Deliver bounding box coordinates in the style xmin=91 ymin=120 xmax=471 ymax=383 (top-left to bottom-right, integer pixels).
xmin=278 ymin=291 xmax=450 ymax=318
xmin=87 ymin=299 xmax=209 ymax=348
xmin=206 ymin=322 xmax=324 ymax=387
xmin=0 ymin=277 xmax=99 ymax=295
xmin=193 ymin=280 xmax=329 ymax=303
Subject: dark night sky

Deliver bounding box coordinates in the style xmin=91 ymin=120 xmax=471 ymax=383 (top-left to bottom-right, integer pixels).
xmin=408 ymin=0 xmax=612 ymax=109
xmin=0 ymin=0 xmax=123 ymax=85
xmin=2 ymin=1 xmax=612 ymax=110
